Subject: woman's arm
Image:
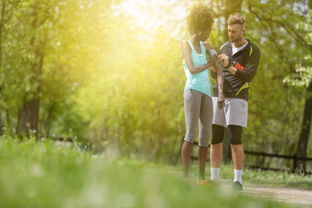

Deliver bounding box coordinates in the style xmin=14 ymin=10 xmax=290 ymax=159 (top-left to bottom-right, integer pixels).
xmin=202 ymin=41 xmax=218 ymax=73
xmin=181 ymin=41 xmax=211 ymax=74
xmin=202 ymin=41 xmax=224 ymax=108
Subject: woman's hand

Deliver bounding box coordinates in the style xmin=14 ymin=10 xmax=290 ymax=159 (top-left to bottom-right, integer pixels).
xmin=217 ymin=93 xmax=225 ymax=109
xmin=202 ymin=42 xmax=218 ymax=66
xmin=207 ymin=55 xmax=218 ymax=66
xmin=202 ymin=41 xmax=212 ymax=50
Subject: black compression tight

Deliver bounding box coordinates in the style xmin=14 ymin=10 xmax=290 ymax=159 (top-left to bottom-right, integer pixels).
xmin=211 ymin=124 xmax=242 ymax=145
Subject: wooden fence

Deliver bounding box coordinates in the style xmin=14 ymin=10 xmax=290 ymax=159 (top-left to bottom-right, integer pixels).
xmin=180 ymin=139 xmax=312 ymax=175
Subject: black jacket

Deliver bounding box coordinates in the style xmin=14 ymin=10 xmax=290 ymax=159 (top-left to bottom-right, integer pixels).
xmin=212 ymin=40 xmax=260 ymax=101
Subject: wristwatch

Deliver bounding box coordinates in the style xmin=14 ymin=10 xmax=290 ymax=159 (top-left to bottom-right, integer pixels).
xmin=225 ymin=59 xmax=235 ymax=69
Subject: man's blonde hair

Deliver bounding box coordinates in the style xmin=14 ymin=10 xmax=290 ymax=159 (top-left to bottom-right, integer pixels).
xmin=227 ymin=13 xmax=245 ymax=28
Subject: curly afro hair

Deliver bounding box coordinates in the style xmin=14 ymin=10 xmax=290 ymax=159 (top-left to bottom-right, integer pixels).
xmin=187 ymin=4 xmax=214 ymax=35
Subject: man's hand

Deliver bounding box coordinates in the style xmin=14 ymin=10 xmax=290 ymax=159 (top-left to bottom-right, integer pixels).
xmin=218 ymin=54 xmax=230 ymax=68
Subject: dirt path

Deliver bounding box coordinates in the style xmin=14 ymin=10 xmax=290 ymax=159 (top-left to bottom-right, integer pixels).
xmin=219 ymin=180 xmax=312 ymax=207
xmin=245 ymin=184 xmax=312 ymax=207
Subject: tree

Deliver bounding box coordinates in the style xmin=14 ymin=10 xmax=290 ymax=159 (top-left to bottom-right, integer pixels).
xmin=283 ymin=10 xmax=312 ymax=172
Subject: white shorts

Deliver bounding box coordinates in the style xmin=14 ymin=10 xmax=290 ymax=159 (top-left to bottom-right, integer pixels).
xmin=212 ymin=97 xmax=248 ymax=128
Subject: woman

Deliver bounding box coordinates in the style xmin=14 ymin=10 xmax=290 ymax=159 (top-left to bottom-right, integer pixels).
xmin=180 ymin=4 xmax=224 ymax=182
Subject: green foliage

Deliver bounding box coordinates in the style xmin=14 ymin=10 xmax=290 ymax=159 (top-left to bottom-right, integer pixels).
xmin=283 ymin=10 xmax=312 ymax=88
xmin=0 ymin=0 xmax=311 ymax=165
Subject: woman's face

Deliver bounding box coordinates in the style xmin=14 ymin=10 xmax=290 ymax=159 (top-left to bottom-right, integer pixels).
xmin=198 ymin=27 xmax=212 ymax=41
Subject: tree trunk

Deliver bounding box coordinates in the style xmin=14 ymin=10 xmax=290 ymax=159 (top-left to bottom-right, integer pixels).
xmin=17 ymin=51 xmax=44 ymax=139
xmin=17 ymin=97 xmax=40 ymax=137
xmin=5 ymin=109 xmax=12 ymax=135
xmin=0 ymin=0 xmax=6 ymax=136
xmin=44 ymin=104 xmax=54 ymax=138
xmin=293 ymin=82 xmax=312 ymax=173
xmin=17 ymin=5 xmax=46 ymax=139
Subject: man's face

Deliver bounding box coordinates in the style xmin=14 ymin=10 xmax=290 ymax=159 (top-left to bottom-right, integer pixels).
xmin=227 ymin=24 xmax=244 ymax=42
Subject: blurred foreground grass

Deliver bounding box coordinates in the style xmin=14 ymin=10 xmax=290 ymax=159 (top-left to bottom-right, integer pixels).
xmin=0 ymin=136 xmax=299 ymax=208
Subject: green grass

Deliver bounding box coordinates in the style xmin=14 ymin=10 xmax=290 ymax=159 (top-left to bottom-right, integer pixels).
xmin=207 ymin=163 xmax=312 ymax=190
xmin=239 ymin=167 xmax=312 ymax=190
xmin=0 ymin=136 xmax=296 ymax=208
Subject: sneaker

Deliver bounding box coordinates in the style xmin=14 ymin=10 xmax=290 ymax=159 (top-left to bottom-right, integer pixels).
xmin=197 ymin=179 xmax=218 ymax=187
xmin=232 ymin=181 xmax=243 ymax=191
xmin=183 ymin=177 xmax=193 ymax=184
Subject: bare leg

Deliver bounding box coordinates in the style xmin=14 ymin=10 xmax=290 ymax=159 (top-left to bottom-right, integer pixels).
xmin=198 ymin=95 xmax=213 ymax=180
xmin=210 ymin=143 xmax=223 ymax=168
xmin=199 ymin=146 xmax=208 ymax=179
xmin=231 ymin=144 xmax=244 ymax=170
xmin=181 ymin=141 xmax=193 ymax=177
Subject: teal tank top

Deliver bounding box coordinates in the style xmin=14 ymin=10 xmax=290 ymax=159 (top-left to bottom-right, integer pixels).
xmin=183 ymin=40 xmax=212 ymax=96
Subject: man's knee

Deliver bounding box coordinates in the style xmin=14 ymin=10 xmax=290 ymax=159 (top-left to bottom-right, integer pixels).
xmin=229 ymin=125 xmax=242 ymax=145
xmin=211 ymin=124 xmax=225 ymax=144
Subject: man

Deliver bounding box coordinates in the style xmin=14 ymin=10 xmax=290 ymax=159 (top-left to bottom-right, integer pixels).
xmin=210 ymin=13 xmax=261 ymax=191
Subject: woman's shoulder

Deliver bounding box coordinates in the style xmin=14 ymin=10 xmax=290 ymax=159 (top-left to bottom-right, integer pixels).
xmin=181 ymin=39 xmax=190 ymax=45
xmin=181 ymin=40 xmax=191 ymax=50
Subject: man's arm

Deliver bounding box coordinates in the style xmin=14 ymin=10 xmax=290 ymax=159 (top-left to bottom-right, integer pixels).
xmin=210 ymin=66 xmax=217 ymax=78
xmin=219 ymin=47 xmax=261 ymax=82
xmin=214 ymin=64 xmax=224 ymax=108
xmin=234 ymin=48 xmax=261 ymax=82
xmin=225 ymin=65 xmax=237 ymax=75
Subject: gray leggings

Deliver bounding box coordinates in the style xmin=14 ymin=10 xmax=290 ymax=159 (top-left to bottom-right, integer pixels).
xmin=184 ymin=89 xmax=213 ymax=147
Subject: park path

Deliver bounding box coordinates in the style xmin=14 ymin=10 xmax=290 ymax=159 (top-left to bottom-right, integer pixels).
xmin=219 ymin=180 xmax=312 ymax=207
